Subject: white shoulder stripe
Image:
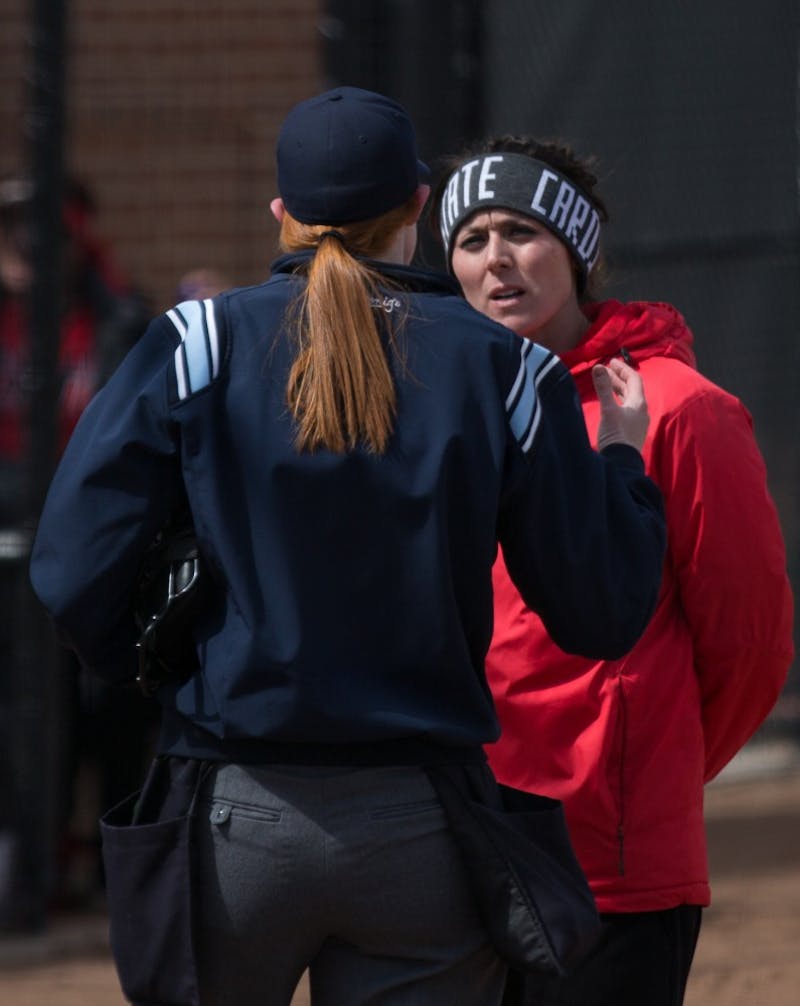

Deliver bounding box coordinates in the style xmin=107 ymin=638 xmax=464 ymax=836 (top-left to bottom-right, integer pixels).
xmin=203 ymin=298 xmax=220 ymax=378
xmin=505 ymin=338 xmax=533 ymax=412
xmin=175 ymin=350 xmax=189 ymax=400
xmin=166 ymin=307 xmax=188 ymax=337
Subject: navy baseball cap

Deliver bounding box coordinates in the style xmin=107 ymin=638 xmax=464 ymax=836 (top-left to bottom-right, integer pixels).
xmin=276 ymin=86 xmax=430 ymax=225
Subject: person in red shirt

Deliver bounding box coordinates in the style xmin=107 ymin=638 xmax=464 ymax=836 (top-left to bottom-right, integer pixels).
xmin=0 ymin=176 xmax=148 ymax=515
xmin=432 ymin=136 xmax=795 ymax=1005
xmin=0 ymin=175 xmax=152 ymax=926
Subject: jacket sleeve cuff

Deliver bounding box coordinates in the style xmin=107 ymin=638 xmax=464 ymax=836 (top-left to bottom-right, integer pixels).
xmin=599 ymin=442 xmax=646 ymax=474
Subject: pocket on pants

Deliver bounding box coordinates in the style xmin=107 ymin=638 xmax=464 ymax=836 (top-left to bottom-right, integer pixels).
xmin=100 ymin=757 xmax=210 ymax=1006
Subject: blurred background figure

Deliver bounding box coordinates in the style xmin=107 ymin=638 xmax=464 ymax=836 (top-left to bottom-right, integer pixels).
xmin=175 ymin=267 xmax=232 ymax=302
xmin=0 ymin=174 xmax=155 ymax=926
xmin=0 ymin=174 xmax=149 ymax=506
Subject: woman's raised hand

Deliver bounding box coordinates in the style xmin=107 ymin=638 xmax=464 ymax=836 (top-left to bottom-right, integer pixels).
xmin=593 ymin=358 xmax=650 ymax=453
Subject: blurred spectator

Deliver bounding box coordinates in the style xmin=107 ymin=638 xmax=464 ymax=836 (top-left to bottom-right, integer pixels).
xmin=0 ymin=175 xmax=155 ymax=925
xmin=175 ymin=266 xmax=231 ymax=301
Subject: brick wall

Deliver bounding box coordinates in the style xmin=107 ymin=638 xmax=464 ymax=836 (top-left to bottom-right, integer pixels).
xmin=0 ymin=2 xmax=29 ymax=170
xmin=1 ymin=0 xmax=324 ymax=311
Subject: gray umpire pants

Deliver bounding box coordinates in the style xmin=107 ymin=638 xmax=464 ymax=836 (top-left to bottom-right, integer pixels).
xmin=195 ymin=762 xmax=506 ymax=1006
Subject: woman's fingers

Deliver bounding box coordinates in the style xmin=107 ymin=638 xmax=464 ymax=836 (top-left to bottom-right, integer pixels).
xmin=593 ymin=359 xmax=650 ymax=453
xmin=604 ymin=358 xmax=644 ymax=406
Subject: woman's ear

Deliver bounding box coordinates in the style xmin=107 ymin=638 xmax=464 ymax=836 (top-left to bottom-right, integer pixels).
xmin=270 ymin=198 xmax=285 ymax=223
xmin=409 ymin=184 xmax=431 ymax=224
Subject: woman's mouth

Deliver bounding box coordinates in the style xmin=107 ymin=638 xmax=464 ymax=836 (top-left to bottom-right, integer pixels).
xmin=489 ymin=287 xmax=524 ymax=303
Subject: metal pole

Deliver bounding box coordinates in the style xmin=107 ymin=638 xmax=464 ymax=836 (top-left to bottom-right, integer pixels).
xmin=3 ymin=0 xmax=68 ymax=932
xmin=25 ymin=0 xmax=67 ymax=496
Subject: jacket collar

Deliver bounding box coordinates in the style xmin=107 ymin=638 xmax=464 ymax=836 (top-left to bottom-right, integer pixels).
xmin=562 ymin=299 xmax=697 ymax=374
xmin=270 ymin=251 xmax=461 ymax=296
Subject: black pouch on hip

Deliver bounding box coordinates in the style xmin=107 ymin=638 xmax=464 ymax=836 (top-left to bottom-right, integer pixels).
xmin=100 ymin=756 xmax=212 ymax=1006
xmin=425 ymin=762 xmax=601 ymax=977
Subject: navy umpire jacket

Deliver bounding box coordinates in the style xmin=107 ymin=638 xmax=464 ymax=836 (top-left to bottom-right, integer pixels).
xmin=29 ymin=253 xmax=665 ymax=764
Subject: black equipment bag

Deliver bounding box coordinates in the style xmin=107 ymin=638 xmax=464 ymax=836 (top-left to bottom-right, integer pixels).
xmin=425 ymin=762 xmax=602 ymax=977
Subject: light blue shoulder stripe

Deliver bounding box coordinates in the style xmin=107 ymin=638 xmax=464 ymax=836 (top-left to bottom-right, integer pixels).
xmin=521 ymin=354 xmax=560 ymax=453
xmin=507 ymin=339 xmax=554 ymax=451
xmin=166 ymin=299 xmax=220 ymax=400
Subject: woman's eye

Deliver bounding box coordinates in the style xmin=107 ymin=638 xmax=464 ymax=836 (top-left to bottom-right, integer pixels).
xmin=458 ymin=234 xmax=485 ymax=250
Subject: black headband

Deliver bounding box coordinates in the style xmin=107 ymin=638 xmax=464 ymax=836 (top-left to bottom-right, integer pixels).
xmin=439 ymin=152 xmax=601 ymax=282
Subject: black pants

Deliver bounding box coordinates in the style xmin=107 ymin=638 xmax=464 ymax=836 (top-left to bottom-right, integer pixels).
xmin=504 ymin=906 xmax=702 ymax=1006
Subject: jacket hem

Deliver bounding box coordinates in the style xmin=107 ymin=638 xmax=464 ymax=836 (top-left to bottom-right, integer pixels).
xmin=591 ymin=883 xmax=711 ymax=913
xmin=157 ymin=711 xmax=488 ymax=767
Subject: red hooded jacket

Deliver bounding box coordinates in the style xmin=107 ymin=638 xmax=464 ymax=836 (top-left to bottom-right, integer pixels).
xmin=486 ymin=300 xmax=794 ymax=912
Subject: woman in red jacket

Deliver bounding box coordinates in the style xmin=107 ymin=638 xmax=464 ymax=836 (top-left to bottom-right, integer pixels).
xmin=433 ymin=137 xmax=795 ymax=1005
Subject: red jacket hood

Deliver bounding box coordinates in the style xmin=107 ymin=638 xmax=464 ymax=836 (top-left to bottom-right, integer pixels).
xmin=562 ymin=300 xmax=697 ymax=375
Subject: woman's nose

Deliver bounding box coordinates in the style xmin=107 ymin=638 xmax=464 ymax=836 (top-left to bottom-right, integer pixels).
xmin=486 ymin=235 xmax=511 ymax=271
